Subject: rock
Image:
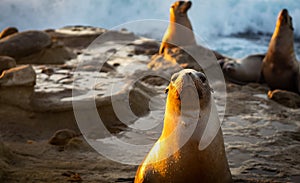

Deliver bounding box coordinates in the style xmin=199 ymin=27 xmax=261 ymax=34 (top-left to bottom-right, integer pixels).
xmin=17 ymin=41 xmax=76 ymax=64
xmin=0 ymin=31 xmax=51 ymax=59
xmin=0 ymin=56 xmax=16 ymax=74
xmin=148 ymin=45 xmax=215 ymax=73
xmin=48 ymin=129 xmax=80 ymax=146
xmin=0 ymin=86 xmax=34 ymax=110
xmin=130 ymin=40 xmax=160 ymax=55
xmin=41 ymin=67 xmax=55 ymax=76
xmin=129 ymin=81 xmax=157 ymax=117
xmin=0 ymin=141 xmax=14 ymax=181
xmin=141 ymin=75 xmax=169 ymax=86
xmin=64 ymin=137 xmax=90 ymax=151
xmin=0 ymin=65 xmax=36 ymax=87
xmin=0 ymin=27 xmax=18 ymax=39
xmin=268 ymin=89 xmax=300 ymax=108
xmin=46 ymin=26 xmax=106 ymax=49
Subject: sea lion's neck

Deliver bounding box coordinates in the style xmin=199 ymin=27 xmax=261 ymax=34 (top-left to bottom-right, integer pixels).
xmin=161 ymin=95 xmax=181 ymax=138
xmin=269 ymin=26 xmax=296 ymax=63
xmin=170 ymin=14 xmax=193 ymax=30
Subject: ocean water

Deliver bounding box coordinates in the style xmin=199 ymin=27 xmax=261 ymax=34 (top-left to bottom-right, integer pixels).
xmin=1 ymin=0 xmax=300 ymax=58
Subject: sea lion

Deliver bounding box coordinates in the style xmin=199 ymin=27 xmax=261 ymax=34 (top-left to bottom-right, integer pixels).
xmin=159 ymin=1 xmax=196 ymax=54
xmin=0 ymin=27 xmax=18 ymax=39
xmin=221 ymin=54 xmax=265 ymax=84
xmin=135 ymin=69 xmax=232 ymax=183
xmin=262 ymin=9 xmax=300 ymax=94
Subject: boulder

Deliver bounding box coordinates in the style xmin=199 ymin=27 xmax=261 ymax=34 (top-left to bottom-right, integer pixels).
xmin=129 ymin=40 xmax=160 ymax=55
xmin=17 ymin=41 xmax=76 ymax=64
xmin=268 ymin=89 xmax=300 ymax=108
xmin=0 ymin=65 xmax=36 ymax=87
xmin=48 ymin=129 xmax=79 ymax=146
xmin=0 ymin=31 xmax=51 ymax=59
xmin=0 ymin=27 xmax=18 ymax=39
xmin=148 ymin=45 xmax=219 ymax=75
xmin=46 ymin=26 xmax=106 ymax=49
xmin=0 ymin=56 xmax=16 ymax=74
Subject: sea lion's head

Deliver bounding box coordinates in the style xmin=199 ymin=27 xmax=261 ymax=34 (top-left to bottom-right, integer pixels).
xmin=221 ymin=60 xmax=244 ymax=84
xmin=162 ymin=69 xmax=212 ymax=148
xmin=170 ymin=1 xmax=192 ymax=17
xmin=276 ymin=9 xmax=294 ymax=32
xmin=166 ymin=69 xmax=211 ymax=107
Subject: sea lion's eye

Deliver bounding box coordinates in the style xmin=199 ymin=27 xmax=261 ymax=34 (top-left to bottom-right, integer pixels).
xmin=196 ymin=72 xmax=207 ymax=83
xmin=165 ymin=88 xmax=169 ymax=94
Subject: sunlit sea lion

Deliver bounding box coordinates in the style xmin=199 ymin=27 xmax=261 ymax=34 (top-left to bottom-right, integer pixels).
xmin=262 ymin=9 xmax=300 ymax=94
xmin=222 ymin=54 xmax=265 ymax=84
xmin=135 ymin=69 xmax=232 ymax=183
xmin=159 ymin=1 xmax=196 ymax=54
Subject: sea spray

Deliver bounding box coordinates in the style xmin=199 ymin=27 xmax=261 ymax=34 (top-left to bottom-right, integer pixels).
xmin=1 ymin=0 xmax=299 ymax=38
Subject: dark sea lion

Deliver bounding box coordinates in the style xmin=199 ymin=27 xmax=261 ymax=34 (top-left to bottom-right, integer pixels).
xmin=222 ymin=54 xmax=265 ymax=84
xmin=262 ymin=9 xmax=299 ymax=94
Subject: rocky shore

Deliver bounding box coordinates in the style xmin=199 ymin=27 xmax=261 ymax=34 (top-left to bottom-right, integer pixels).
xmin=0 ymin=26 xmax=299 ymax=182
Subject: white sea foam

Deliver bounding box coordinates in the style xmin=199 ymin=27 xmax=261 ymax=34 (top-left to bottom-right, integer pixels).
xmin=1 ymin=0 xmax=299 ymax=37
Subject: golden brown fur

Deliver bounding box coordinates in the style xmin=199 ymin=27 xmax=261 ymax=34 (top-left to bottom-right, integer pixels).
xmin=159 ymin=1 xmax=196 ymax=54
xmin=135 ymin=69 xmax=232 ymax=183
xmin=262 ymin=9 xmax=300 ymax=94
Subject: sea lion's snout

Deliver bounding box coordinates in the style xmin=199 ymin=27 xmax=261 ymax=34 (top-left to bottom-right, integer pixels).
xmin=278 ymin=9 xmax=294 ymax=30
xmin=281 ymin=9 xmax=288 ymax=16
xmin=180 ymin=1 xmax=192 ymax=13
xmin=189 ymin=71 xmax=211 ymax=99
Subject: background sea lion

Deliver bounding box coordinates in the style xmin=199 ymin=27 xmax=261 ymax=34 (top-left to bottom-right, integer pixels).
xmin=159 ymin=1 xmax=196 ymax=54
xmin=135 ymin=69 xmax=232 ymax=183
xmin=221 ymin=54 xmax=265 ymax=84
xmin=262 ymin=9 xmax=300 ymax=94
